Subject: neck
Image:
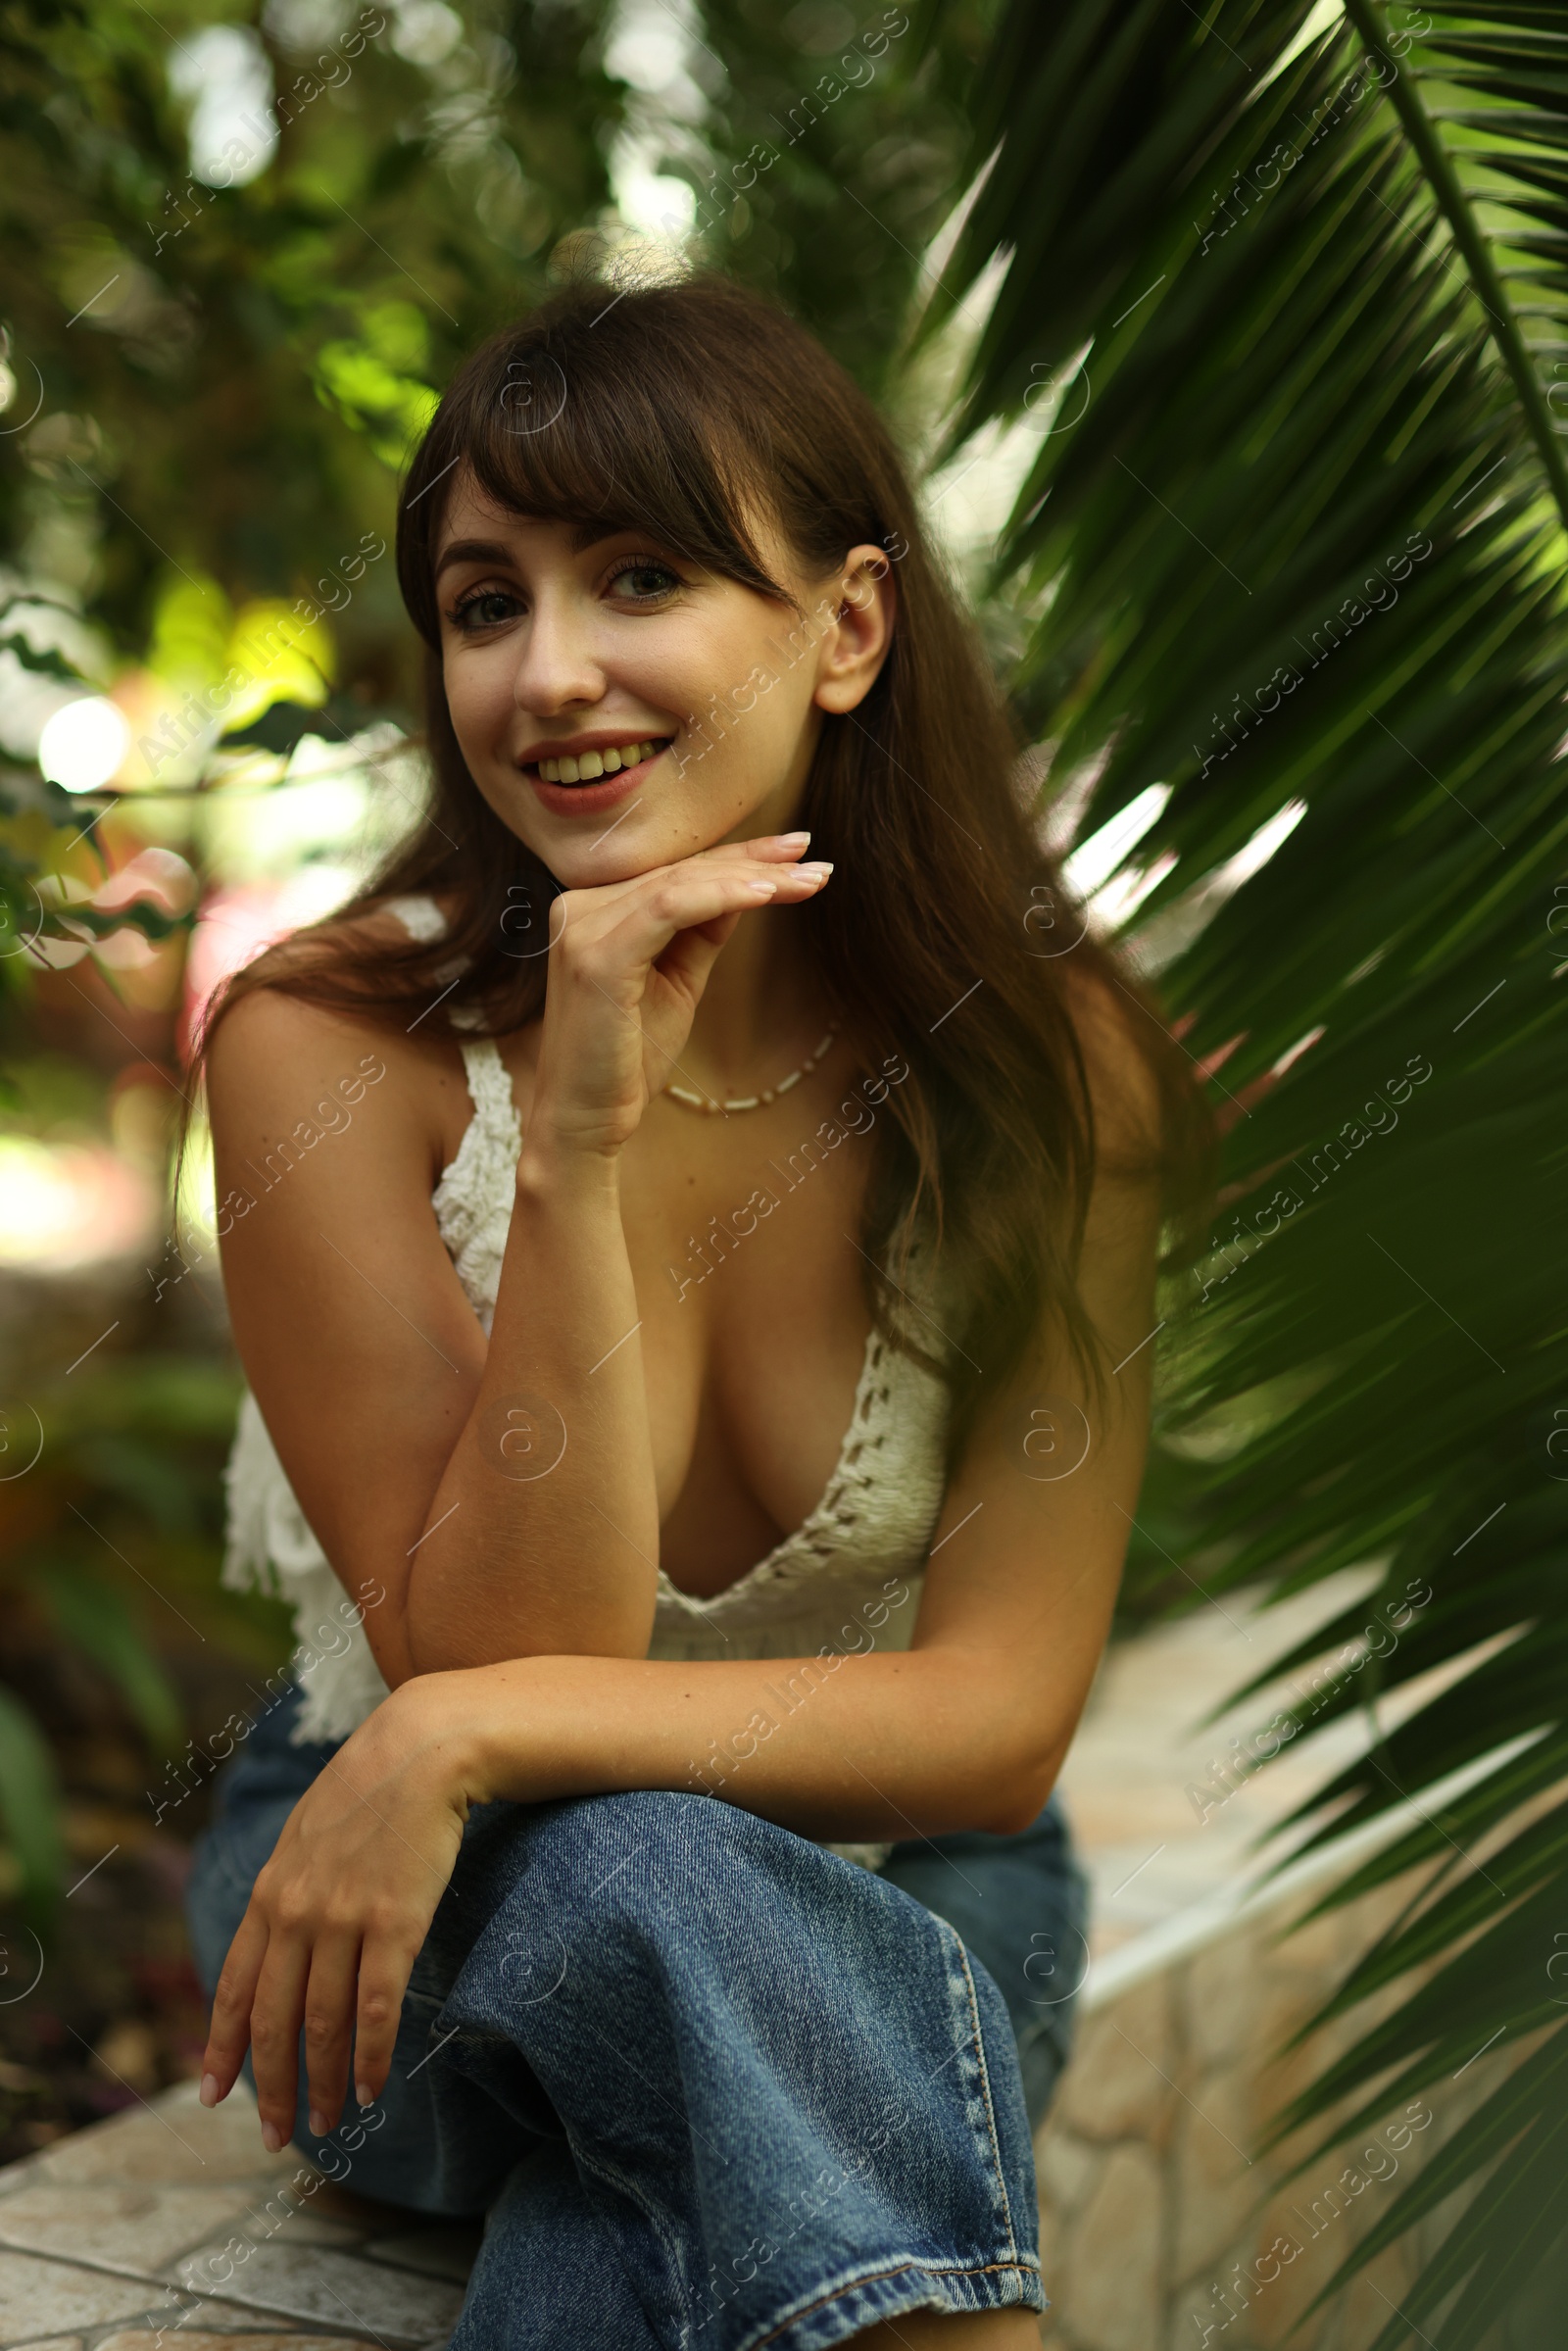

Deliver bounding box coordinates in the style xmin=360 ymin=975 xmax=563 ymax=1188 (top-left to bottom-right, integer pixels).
xmin=684 ymin=907 xmax=834 ymax=1095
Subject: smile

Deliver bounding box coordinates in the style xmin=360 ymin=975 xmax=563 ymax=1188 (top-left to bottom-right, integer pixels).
xmin=527 ymin=738 xmax=670 ymax=784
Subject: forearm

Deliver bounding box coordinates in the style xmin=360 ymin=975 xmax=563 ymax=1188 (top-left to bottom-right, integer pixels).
xmin=401 ymin=1148 xmax=659 ymax=1674
xmin=446 ymin=1647 xmax=1059 ymax=1841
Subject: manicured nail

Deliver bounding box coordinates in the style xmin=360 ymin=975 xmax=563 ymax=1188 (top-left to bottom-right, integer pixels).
xmin=260 ymin=2121 xmax=283 ymax=2154
xmin=746 ymin=879 xmax=778 ymax=898
xmin=308 ymin=2108 xmax=328 ymax=2139
xmin=199 ymin=2073 xmax=220 ymax=2109
xmin=356 ymin=2082 xmax=373 ymax=2108
xmin=797 ymin=862 xmax=834 ymax=881
xmin=777 ymin=830 xmax=810 ymax=847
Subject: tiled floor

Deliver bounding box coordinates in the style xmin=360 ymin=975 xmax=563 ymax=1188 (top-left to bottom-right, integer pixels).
xmin=0 ymin=1571 xmax=1413 ymax=2346
xmin=0 ymin=2085 xmax=478 ymax=2350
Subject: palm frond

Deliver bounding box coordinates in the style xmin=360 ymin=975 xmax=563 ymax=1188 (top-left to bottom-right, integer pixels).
xmin=922 ymin=0 xmax=1568 ymax=2337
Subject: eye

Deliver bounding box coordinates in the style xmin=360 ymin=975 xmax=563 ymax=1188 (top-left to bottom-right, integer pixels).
xmin=448 ymin=585 xmax=522 ymax=633
xmin=604 ymin=556 xmax=682 ymax=605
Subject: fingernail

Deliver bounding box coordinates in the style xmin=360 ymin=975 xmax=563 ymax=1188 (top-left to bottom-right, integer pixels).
xmin=798 ymin=862 xmax=834 ymax=881
xmin=199 ymin=2073 xmax=220 ymax=2109
xmin=261 ymin=2121 xmax=283 ymax=2154
xmin=356 ymin=2082 xmax=373 ymax=2108
xmin=746 ymin=879 xmax=778 ymax=898
xmin=309 ymin=2108 xmax=328 ymax=2138
xmin=777 ymin=830 xmax=810 ymax=847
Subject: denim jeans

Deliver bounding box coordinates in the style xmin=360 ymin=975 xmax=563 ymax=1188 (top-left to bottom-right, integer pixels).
xmin=186 ymin=1682 xmax=1089 ymax=2349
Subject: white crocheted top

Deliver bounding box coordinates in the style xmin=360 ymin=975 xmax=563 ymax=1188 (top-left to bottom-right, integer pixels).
xmin=220 ymin=896 xmax=953 ymax=1869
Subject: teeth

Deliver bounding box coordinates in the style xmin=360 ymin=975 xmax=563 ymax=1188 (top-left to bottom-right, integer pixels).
xmin=536 ymin=740 xmax=663 ymax=784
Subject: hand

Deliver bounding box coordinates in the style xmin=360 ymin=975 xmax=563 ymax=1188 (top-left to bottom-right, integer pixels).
xmin=529 ymin=832 xmax=832 ymax=1158
xmin=199 ymin=1676 xmax=477 ymax=2148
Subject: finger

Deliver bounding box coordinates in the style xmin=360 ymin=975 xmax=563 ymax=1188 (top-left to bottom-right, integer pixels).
xmin=201 ymin=1905 xmax=270 ymax=2105
xmin=553 ymin=861 xmax=774 ymax=958
xmin=350 ymin=1929 xmax=419 ymax=2109
xmin=643 ymin=865 xmax=835 ymax=1012
xmin=301 ymin=1930 xmax=362 ymax=2137
xmin=606 ymin=860 xmax=832 ymax=957
xmin=249 ymin=1930 xmax=311 ymax=2151
xmin=552 ymin=865 xmax=823 ymax=1007
xmin=607 ymin=876 xmax=811 ymax=1004
xmin=696 ymin=830 xmax=814 ymax=868
xmin=575 ymin=833 xmax=812 ymax=920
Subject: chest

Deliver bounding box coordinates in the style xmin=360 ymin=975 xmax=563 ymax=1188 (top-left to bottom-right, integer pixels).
xmin=434 ymin=1035 xmax=891 ymax=1594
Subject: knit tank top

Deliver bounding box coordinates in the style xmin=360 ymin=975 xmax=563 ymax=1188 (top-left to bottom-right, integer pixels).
xmin=220 ymin=895 xmax=953 ymax=1868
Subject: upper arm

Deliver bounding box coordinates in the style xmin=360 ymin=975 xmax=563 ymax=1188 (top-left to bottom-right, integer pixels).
xmin=206 ymin=985 xmax=486 ymax=1688
xmin=911 ymin=981 xmax=1165 ymax=1788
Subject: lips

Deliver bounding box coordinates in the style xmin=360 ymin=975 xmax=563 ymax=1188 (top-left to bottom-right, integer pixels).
xmin=522 ymin=738 xmax=669 ymax=820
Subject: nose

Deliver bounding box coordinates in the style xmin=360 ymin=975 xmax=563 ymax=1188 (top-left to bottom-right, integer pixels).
xmin=510 ymin=587 xmax=606 ymax=721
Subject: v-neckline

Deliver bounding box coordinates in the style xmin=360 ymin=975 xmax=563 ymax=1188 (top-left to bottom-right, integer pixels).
xmin=433 ymin=1037 xmax=888 ymax=1617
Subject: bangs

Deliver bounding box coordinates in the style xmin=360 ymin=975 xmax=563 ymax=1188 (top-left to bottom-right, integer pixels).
xmin=397 ymin=289 xmax=797 ymax=643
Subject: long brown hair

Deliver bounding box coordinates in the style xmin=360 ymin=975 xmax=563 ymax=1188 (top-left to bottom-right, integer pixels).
xmin=203 ymin=272 xmax=1214 ymax=1462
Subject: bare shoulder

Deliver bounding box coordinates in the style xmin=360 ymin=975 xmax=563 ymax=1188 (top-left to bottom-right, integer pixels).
xmin=204 ymin=979 xmax=391 ymax=1108
xmin=206 ymin=898 xmax=443 ymax=1086
xmin=203 ymin=901 xmax=466 ymax=1184
xmin=1059 ymin=959 xmax=1166 ymax=1182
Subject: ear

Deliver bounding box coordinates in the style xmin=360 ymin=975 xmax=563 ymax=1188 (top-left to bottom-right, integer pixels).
xmin=811 ymin=544 xmax=897 ymax=716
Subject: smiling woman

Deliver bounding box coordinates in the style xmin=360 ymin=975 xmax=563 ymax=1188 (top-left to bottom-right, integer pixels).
xmin=180 ymin=274 xmax=1212 ymax=2350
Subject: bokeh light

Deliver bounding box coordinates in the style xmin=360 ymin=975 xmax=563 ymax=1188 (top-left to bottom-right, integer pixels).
xmin=36 ymin=696 xmax=131 ymax=793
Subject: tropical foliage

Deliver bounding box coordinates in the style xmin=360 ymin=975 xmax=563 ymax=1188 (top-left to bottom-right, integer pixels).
xmin=0 ymin=0 xmax=985 ymax=1896
xmin=921 ymin=0 xmax=1568 ymax=2339
xmin=2 ymin=0 xmax=1563 ymax=2330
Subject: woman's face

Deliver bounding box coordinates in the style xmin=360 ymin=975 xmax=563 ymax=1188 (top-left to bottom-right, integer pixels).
xmin=432 ymin=474 xmax=894 ymax=887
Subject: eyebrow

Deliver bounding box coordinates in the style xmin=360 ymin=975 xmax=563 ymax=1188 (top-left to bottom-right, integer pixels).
xmin=433 ymin=522 xmax=647 ymax=579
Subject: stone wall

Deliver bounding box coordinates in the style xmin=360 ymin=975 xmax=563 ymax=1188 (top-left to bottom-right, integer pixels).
xmin=1032 ymin=1818 xmax=1505 ymax=2351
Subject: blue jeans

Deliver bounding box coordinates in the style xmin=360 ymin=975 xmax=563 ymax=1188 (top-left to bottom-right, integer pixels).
xmin=186 ymin=1682 xmax=1089 ymax=2349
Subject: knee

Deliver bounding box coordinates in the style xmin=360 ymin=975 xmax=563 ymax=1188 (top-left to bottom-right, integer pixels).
xmin=541 ymin=1788 xmax=786 ymax=1919
xmin=477 ymin=1790 xmax=793 ymax=1976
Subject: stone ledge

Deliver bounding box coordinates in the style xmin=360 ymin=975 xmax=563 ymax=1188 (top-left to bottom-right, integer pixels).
xmin=0 ymin=2086 xmax=474 ymax=2351
xmin=5 ymin=1579 xmax=1519 ymax=2351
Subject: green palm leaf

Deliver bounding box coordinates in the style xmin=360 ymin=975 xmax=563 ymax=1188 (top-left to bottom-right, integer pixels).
xmin=920 ymin=0 xmax=1568 ymax=2338
xmin=40 ymin=1561 xmax=184 ymax=1757
xmin=0 ymin=1688 xmax=65 ymax=1933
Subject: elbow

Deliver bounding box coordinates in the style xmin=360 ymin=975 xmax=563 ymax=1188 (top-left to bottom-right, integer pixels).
xmin=981 ymin=1788 xmax=1054 ymax=1837
xmin=978 ymin=1748 xmax=1064 ymax=1838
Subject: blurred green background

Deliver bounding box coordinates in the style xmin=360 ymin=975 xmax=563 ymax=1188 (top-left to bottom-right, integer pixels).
xmin=0 ymin=0 xmax=1006 ymax=2158
xmin=3 ymin=5 xmax=1567 ymax=2331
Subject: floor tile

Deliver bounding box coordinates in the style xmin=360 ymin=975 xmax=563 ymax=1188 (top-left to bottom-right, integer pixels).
xmin=0 ymin=2188 xmax=264 ymax=2278
xmin=0 ymin=2251 xmax=168 ymax=2344
xmin=27 ymin=2095 xmax=298 ymax=2194
xmin=96 ymin=2335 xmax=369 ymax=2351
xmin=165 ymin=2246 xmax=464 ymax=2351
